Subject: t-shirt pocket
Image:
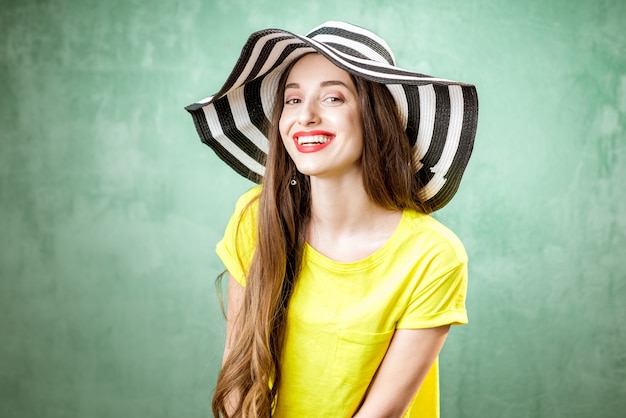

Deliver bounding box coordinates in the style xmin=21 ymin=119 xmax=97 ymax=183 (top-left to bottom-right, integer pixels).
xmin=331 ymin=329 xmax=395 ymax=388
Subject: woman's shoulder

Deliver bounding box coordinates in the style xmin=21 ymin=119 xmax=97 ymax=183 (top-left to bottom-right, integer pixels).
xmin=225 ymin=185 xmax=261 ymax=223
xmin=225 ymin=185 xmax=262 ymax=233
xmin=400 ymin=210 xmax=467 ymax=263
xmin=234 ymin=184 xmax=262 ymax=209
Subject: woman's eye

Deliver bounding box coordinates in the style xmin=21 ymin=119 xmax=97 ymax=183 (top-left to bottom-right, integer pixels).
xmin=324 ymin=96 xmax=343 ymax=103
xmin=285 ymin=98 xmax=301 ymax=105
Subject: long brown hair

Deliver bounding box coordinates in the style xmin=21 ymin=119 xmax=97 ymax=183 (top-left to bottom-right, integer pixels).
xmin=212 ymin=54 xmax=430 ymax=418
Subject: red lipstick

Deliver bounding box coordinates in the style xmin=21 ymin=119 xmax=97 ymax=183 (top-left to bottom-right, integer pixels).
xmin=293 ymin=130 xmax=335 ymax=153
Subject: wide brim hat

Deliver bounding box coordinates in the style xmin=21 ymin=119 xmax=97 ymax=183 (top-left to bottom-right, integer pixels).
xmin=185 ymin=21 xmax=478 ymax=211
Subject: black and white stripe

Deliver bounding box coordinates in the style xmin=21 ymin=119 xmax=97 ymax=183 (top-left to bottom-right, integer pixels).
xmin=185 ymin=21 xmax=478 ymax=211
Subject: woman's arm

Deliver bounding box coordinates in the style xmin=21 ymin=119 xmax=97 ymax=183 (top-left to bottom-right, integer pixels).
xmin=353 ymin=325 xmax=451 ymax=418
xmin=222 ymin=274 xmax=245 ymax=365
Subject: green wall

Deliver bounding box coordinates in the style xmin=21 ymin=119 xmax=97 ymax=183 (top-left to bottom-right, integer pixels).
xmin=1 ymin=0 xmax=624 ymax=417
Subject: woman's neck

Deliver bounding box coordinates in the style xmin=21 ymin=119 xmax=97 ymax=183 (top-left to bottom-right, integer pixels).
xmin=306 ymin=175 xmax=403 ymax=262
xmin=309 ymin=178 xmax=377 ymax=231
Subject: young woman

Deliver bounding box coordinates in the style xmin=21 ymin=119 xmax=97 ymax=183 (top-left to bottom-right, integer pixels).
xmin=186 ymin=21 xmax=478 ymax=418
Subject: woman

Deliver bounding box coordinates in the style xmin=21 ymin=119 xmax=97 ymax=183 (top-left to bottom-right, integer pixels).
xmin=186 ymin=21 xmax=478 ymax=418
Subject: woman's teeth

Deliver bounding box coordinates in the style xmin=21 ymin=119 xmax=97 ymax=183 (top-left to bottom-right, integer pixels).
xmin=297 ymin=135 xmax=332 ymax=145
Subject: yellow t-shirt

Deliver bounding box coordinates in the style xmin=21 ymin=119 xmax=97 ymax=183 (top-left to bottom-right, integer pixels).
xmin=216 ymin=186 xmax=468 ymax=417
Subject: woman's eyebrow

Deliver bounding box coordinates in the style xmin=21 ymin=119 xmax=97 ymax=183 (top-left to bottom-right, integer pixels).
xmin=320 ymin=80 xmax=349 ymax=88
xmin=284 ymin=80 xmax=350 ymax=90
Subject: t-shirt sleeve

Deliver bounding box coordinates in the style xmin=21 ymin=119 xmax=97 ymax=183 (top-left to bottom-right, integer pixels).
xmin=396 ymin=235 xmax=469 ymax=329
xmin=215 ymin=186 xmax=261 ymax=287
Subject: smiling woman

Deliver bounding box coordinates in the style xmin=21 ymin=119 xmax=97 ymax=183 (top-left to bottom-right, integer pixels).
xmin=185 ymin=21 xmax=479 ymax=418
xmin=280 ymin=53 xmax=364 ymax=180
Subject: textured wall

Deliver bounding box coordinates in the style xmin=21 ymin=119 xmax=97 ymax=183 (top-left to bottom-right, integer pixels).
xmin=1 ymin=0 xmax=625 ymax=417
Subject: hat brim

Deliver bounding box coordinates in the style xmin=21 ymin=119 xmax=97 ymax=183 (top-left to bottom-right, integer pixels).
xmin=185 ymin=24 xmax=478 ymax=211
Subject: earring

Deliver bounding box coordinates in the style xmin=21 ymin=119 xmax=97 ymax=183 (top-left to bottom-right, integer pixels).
xmin=290 ymin=175 xmax=297 ymax=186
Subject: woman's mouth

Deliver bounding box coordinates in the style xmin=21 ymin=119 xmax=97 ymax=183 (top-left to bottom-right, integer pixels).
xmin=293 ymin=131 xmax=335 ymax=153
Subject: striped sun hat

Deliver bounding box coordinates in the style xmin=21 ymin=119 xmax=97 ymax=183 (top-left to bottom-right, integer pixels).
xmin=185 ymin=21 xmax=478 ymax=211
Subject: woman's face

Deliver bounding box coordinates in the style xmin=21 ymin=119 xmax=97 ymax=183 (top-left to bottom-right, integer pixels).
xmin=279 ymin=53 xmax=363 ymax=181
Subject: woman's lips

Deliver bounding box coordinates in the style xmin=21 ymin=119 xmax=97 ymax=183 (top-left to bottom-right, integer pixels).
xmin=293 ymin=130 xmax=335 ymax=153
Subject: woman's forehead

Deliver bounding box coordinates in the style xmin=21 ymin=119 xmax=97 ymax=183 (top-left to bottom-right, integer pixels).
xmin=285 ymin=53 xmax=354 ymax=87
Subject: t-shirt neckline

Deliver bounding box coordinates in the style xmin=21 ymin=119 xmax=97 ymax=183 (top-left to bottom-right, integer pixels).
xmin=303 ymin=209 xmax=411 ymax=271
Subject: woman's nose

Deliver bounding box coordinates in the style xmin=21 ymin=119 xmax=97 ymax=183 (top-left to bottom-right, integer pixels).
xmin=298 ymin=100 xmax=321 ymax=126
